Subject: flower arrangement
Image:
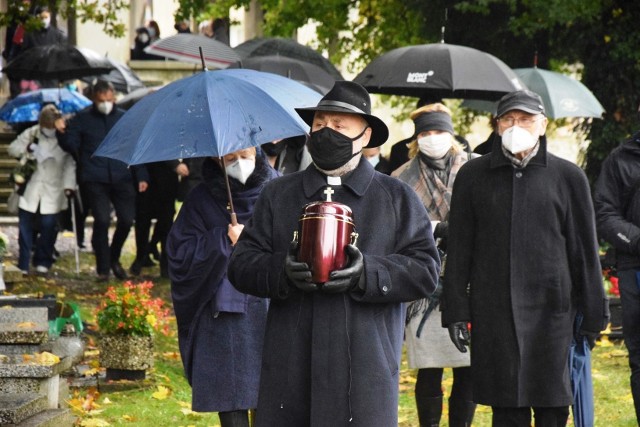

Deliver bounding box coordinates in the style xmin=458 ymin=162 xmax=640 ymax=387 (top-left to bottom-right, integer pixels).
xmin=10 ymin=154 xmax=37 ymax=195
xmin=96 ymin=281 xmax=170 ymax=337
xmin=603 ymin=267 xmax=620 ymax=297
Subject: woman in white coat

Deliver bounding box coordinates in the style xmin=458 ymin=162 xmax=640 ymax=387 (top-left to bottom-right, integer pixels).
xmin=8 ymin=105 xmax=76 ymax=274
xmin=392 ymin=103 xmax=476 ymax=427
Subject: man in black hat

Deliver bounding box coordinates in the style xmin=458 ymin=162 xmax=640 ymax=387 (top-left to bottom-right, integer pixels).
xmin=442 ymin=90 xmax=608 ymax=426
xmin=228 ymin=80 xmax=440 ymax=426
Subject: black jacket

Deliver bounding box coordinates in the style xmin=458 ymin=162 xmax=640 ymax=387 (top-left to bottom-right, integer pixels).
xmin=594 ymin=132 xmax=640 ymax=270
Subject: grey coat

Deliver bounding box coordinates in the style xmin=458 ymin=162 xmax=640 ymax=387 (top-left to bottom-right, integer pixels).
xmin=441 ymin=138 xmax=608 ymax=407
xmin=228 ymin=159 xmax=440 ymax=427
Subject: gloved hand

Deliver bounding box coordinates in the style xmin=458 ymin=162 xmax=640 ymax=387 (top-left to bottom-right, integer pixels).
xmin=321 ymin=245 xmax=364 ymax=293
xmin=284 ymin=242 xmax=318 ymax=292
xmin=447 ymin=322 xmax=470 ymax=353
xmin=64 ymin=188 xmax=75 ymax=198
xmin=580 ymin=329 xmax=599 ymax=350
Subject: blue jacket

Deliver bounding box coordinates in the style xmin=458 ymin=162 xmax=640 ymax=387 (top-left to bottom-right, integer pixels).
xmin=60 ymin=105 xmax=148 ymax=184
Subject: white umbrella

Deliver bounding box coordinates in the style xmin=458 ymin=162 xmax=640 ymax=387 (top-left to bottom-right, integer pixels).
xmin=144 ymin=33 xmax=240 ymax=69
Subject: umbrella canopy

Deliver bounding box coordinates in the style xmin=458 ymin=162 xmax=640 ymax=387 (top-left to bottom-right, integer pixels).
xmin=234 ymin=37 xmax=344 ymax=80
xmin=514 ymin=68 xmax=604 ymax=119
xmin=228 ymin=55 xmax=335 ymax=94
xmin=462 ymin=68 xmax=605 ymax=119
xmin=81 ymin=57 xmax=146 ymax=94
xmin=143 ymin=34 xmax=240 ymax=69
xmin=94 ymin=68 xmax=322 ymax=166
xmin=353 ymin=43 xmax=525 ymax=101
xmin=3 ymin=44 xmax=114 ymax=81
xmin=0 ymin=88 xmax=91 ymax=123
xmin=116 ymin=86 xmax=163 ymax=110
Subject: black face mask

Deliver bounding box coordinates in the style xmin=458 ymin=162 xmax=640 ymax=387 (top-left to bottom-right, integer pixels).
xmin=260 ymin=141 xmax=287 ymax=157
xmin=307 ymin=126 xmax=368 ymax=170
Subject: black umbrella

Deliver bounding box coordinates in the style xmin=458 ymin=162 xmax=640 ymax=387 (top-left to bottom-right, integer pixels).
xmin=3 ymin=44 xmax=114 ymax=81
xmin=81 ymin=57 xmax=146 ymax=94
xmin=234 ymin=37 xmax=344 ymax=80
xmin=228 ymin=55 xmax=335 ymax=94
xmin=353 ymin=43 xmax=525 ymax=101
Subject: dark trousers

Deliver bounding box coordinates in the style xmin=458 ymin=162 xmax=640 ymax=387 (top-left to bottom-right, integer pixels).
xmin=618 ymin=268 xmax=640 ymax=422
xmin=492 ymin=406 xmax=569 ymax=427
xmin=133 ymin=190 xmax=175 ymax=273
xmin=85 ymin=181 xmax=136 ymax=275
xmin=18 ymin=208 xmax=58 ymax=271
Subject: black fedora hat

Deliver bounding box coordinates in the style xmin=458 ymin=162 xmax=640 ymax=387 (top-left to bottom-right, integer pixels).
xmin=295 ymin=80 xmax=389 ymax=147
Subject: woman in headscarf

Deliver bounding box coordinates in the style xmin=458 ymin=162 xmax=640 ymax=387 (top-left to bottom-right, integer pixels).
xmin=8 ymin=104 xmax=75 ymax=275
xmin=166 ymin=147 xmax=277 ymax=427
xmin=392 ymin=103 xmax=477 ymax=427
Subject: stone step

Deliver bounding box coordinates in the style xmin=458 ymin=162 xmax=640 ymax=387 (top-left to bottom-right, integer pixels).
xmin=0 ymin=393 xmax=48 ymax=425
xmin=16 ymin=408 xmax=75 ymax=427
xmin=0 ymin=158 xmax=18 ymax=168
xmin=0 ymin=307 xmax=49 ymax=345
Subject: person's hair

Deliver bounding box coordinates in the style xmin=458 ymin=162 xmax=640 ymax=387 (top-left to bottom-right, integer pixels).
xmin=147 ymin=20 xmax=160 ymax=38
xmin=92 ymin=80 xmax=115 ymax=97
xmin=408 ymin=103 xmax=464 ymax=159
xmin=39 ymin=104 xmax=61 ymax=128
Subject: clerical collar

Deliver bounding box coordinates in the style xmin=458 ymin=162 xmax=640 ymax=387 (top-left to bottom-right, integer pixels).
xmin=327 ymin=176 xmax=342 ymax=186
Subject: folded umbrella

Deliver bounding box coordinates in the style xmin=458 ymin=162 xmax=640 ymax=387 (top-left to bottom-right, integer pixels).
xmin=570 ymin=312 xmax=595 ymax=427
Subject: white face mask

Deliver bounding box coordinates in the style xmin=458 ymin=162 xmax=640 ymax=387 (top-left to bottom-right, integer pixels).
xmin=97 ymin=101 xmax=113 ymax=115
xmin=41 ymin=127 xmax=56 ymax=138
xmin=137 ymin=33 xmax=149 ymax=44
xmin=501 ymin=126 xmax=539 ymax=154
xmin=226 ymin=157 xmax=256 ymax=184
xmin=418 ymin=133 xmax=453 ymax=159
xmin=42 ymin=17 xmax=51 ymax=29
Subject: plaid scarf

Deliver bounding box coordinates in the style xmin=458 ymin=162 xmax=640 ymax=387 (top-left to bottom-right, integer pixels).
xmin=394 ymin=151 xmax=468 ymax=221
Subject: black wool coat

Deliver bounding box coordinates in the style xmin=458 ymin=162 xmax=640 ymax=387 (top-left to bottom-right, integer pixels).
xmin=441 ymin=138 xmax=608 ymax=407
xmin=228 ymin=159 xmax=440 ymax=427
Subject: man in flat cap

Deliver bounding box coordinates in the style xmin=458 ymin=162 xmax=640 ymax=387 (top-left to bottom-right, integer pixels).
xmin=228 ymin=80 xmax=440 ymax=426
xmin=442 ymin=90 xmax=609 ymax=426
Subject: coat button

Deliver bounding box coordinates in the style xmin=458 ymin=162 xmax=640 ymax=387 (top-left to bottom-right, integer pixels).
xmin=382 ymin=285 xmax=388 ymax=293
xmin=515 ymin=171 xmax=523 ymax=178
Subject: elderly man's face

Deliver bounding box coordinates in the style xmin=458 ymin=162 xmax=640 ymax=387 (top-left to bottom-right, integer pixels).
xmin=311 ymin=111 xmax=372 ymax=153
xmin=497 ymin=110 xmax=548 ymax=138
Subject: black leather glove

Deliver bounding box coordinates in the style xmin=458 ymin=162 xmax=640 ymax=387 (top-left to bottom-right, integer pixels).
xmin=447 ymin=322 xmax=470 ymax=353
xmin=284 ymin=242 xmax=318 ymax=292
xmin=321 ymin=245 xmax=364 ymax=294
xmin=580 ymin=329 xmax=599 ymax=350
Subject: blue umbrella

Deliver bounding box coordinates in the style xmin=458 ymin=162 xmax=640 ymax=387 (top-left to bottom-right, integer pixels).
xmin=0 ymin=88 xmax=91 ymax=123
xmin=570 ymin=312 xmax=594 ymax=427
xmin=94 ymin=68 xmax=322 ymax=165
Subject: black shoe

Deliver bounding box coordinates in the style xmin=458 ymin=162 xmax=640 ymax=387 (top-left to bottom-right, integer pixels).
xmin=129 ymin=261 xmax=142 ymax=276
xmin=111 ymin=262 xmax=128 ymax=280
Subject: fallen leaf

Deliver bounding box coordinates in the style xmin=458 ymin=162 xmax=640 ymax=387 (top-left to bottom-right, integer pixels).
xmin=152 ymin=385 xmax=171 ymax=400
xmin=16 ymin=321 xmax=36 ymax=328
xmin=35 ymin=352 xmax=60 ymax=365
xmin=80 ymin=418 xmax=110 ymax=426
xmin=102 ymin=397 xmax=112 ymax=404
xmin=122 ymin=414 xmax=136 ymax=421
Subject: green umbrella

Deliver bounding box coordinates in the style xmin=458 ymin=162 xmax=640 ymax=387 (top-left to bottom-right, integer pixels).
xmin=462 ymin=67 xmax=605 ymax=119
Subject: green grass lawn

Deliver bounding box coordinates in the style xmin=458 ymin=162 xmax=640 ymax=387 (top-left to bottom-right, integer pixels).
xmin=4 ymin=240 xmax=637 ymax=426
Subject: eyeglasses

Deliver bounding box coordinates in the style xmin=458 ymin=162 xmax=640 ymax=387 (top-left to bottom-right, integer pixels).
xmin=497 ymin=116 xmax=543 ymax=127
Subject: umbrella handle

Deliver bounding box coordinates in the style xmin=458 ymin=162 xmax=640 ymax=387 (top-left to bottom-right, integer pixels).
xmin=230 ymin=212 xmax=238 ymax=226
